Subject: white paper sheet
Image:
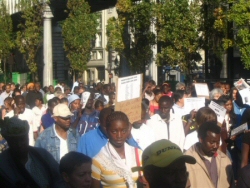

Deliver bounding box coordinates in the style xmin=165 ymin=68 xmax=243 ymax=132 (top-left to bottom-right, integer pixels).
xmin=117 ymin=74 xmax=141 ymax=102
xmin=231 ymin=123 xmax=248 ymax=137
xmin=234 ymin=78 xmax=250 ymax=91
xmin=209 ymin=101 xmax=227 ymax=124
xmin=194 ymin=83 xmax=209 ymax=97
xmin=184 ymin=97 xmax=205 ymax=114
xmin=239 ymin=88 xmax=250 ymax=105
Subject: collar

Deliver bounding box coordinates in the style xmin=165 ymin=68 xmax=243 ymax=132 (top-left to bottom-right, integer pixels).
xmin=195 ymin=143 xmax=218 ymax=160
xmin=150 ymin=112 xmax=175 ymax=123
xmin=50 ymin=124 xmax=72 ymax=138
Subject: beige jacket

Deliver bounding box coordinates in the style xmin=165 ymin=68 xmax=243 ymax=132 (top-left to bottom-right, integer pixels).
xmin=185 ymin=144 xmax=235 ymax=188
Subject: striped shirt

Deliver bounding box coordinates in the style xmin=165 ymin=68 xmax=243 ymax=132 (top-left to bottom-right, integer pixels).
xmin=92 ymin=143 xmax=141 ymax=188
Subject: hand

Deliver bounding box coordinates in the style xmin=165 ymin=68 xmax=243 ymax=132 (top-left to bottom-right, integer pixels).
xmin=189 ymin=109 xmax=196 ymax=120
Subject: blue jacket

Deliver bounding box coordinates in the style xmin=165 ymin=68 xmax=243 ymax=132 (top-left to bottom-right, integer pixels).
xmin=35 ymin=125 xmax=78 ymax=163
xmin=77 ymin=126 xmax=140 ymax=158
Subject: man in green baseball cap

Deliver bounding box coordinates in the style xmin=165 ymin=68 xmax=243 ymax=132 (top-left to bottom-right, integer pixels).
xmin=132 ymin=139 xmax=196 ymax=188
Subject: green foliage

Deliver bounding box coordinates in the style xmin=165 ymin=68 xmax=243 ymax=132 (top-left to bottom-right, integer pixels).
xmin=0 ymin=1 xmax=15 ymax=60
xmin=106 ymin=0 xmax=156 ymax=74
xmin=62 ymin=0 xmax=98 ymax=72
xmin=129 ymin=1 xmax=156 ymax=73
xmin=213 ymin=0 xmax=250 ymax=69
xmin=106 ymin=17 xmax=124 ymax=53
xmin=155 ymin=0 xmax=201 ymax=73
xmin=227 ymin=0 xmax=250 ymax=69
xmin=200 ymin=0 xmax=226 ymax=59
xmin=15 ymin=0 xmax=44 ymax=74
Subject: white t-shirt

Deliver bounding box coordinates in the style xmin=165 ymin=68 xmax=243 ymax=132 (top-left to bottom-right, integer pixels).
xmin=131 ymin=123 xmax=155 ymax=150
xmin=5 ymin=109 xmax=38 ymax=146
xmin=53 ymin=125 xmax=68 ymax=159
xmin=173 ymin=104 xmax=188 ymax=117
xmin=146 ymin=112 xmax=185 ymax=151
xmin=32 ymin=105 xmax=47 ymax=128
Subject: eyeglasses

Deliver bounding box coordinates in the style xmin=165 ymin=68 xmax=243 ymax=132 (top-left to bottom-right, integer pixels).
xmin=59 ymin=116 xmax=71 ymax=120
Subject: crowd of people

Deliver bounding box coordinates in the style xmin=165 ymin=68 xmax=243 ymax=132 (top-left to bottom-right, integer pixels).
xmin=0 ymin=78 xmax=249 ymax=188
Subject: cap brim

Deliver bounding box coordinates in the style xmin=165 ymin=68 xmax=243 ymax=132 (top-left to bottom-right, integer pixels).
xmin=131 ymin=155 xmax=196 ymax=172
xmin=154 ymin=155 xmax=196 ymax=168
xmin=52 ymin=113 xmax=73 ymax=117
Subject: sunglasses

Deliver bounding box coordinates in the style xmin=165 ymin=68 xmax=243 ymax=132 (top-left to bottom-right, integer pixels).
xmin=59 ymin=116 xmax=71 ymax=120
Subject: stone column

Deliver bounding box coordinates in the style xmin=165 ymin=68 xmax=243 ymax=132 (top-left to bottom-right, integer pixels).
xmin=43 ymin=4 xmax=53 ymax=87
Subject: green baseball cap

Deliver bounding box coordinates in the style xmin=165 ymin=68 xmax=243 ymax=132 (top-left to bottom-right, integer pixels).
xmin=132 ymin=139 xmax=196 ymax=172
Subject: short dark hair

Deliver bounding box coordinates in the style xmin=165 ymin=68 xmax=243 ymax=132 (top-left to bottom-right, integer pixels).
xmin=95 ymin=100 xmax=104 ymax=109
xmin=12 ymin=88 xmax=21 ymax=98
xmin=173 ymin=90 xmax=185 ymax=103
xmin=153 ymin=88 xmax=162 ymax=96
xmin=35 ymin=96 xmax=44 ymax=104
xmin=198 ymin=122 xmax=221 ymax=140
xmin=159 ymin=96 xmax=173 ymax=106
xmin=106 ymin=111 xmax=129 ymax=128
xmin=74 ymin=86 xmax=79 ymax=92
xmin=60 ymin=97 xmax=68 ymax=104
xmin=99 ymin=107 xmax=114 ymax=125
xmin=59 ymin=151 xmax=91 ymax=175
xmin=148 ymin=80 xmax=156 ymax=86
xmin=4 ymin=97 xmax=13 ymax=106
xmin=218 ymin=95 xmax=231 ymax=105
xmin=195 ymin=107 xmax=217 ymax=126
xmin=48 ymin=98 xmax=57 ymax=108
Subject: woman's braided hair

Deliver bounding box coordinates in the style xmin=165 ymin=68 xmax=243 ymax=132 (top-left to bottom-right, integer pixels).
xmin=106 ymin=111 xmax=129 ymax=128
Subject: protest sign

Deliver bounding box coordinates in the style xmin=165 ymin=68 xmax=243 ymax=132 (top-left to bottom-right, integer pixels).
xmin=239 ymin=88 xmax=250 ymax=105
xmin=115 ymin=74 xmax=143 ymax=123
xmin=231 ymin=123 xmax=248 ymax=137
xmin=117 ymin=74 xmax=141 ymax=102
xmin=208 ymin=101 xmax=226 ymax=124
xmin=194 ymin=83 xmax=209 ymax=98
xmin=234 ymin=78 xmax=250 ymax=91
xmin=184 ymin=97 xmax=205 ymax=114
xmin=234 ymin=78 xmax=250 ymax=105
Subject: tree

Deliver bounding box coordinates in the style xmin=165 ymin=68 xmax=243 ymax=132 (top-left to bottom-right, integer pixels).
xmin=129 ymin=0 xmax=156 ymax=74
xmin=215 ymin=0 xmax=250 ymax=69
xmin=15 ymin=0 xmax=44 ymax=81
xmin=154 ymin=0 xmax=201 ymax=74
xmin=106 ymin=0 xmax=156 ymax=76
xmin=0 ymin=1 xmax=15 ymax=82
xmin=62 ymin=0 xmax=98 ymax=73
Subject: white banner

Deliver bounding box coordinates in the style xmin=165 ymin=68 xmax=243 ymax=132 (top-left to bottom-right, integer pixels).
xmin=117 ymin=74 xmax=141 ymax=102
